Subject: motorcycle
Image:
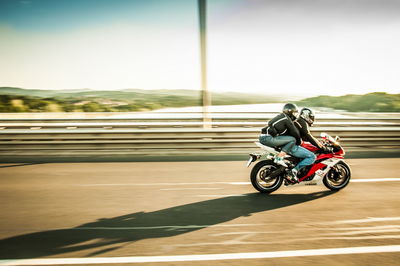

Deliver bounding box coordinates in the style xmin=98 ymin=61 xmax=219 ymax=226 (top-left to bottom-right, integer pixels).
xmin=247 ymin=133 xmax=351 ymax=193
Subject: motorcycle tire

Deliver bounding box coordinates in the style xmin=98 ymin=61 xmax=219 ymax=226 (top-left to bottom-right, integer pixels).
xmin=323 ymin=161 xmax=351 ymax=191
xmin=250 ymin=160 xmax=284 ymax=194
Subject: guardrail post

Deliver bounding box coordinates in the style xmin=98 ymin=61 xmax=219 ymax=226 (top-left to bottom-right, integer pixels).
xmin=198 ymin=0 xmax=211 ymax=128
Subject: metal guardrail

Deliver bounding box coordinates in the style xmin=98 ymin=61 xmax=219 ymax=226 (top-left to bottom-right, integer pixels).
xmin=0 ymin=113 xmax=399 ymax=157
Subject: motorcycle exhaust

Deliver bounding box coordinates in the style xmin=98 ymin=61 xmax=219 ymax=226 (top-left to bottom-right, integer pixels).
xmin=268 ymin=166 xmax=286 ymax=179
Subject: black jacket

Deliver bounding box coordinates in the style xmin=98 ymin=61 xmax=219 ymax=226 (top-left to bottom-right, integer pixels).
xmin=294 ymin=118 xmax=324 ymax=149
xmin=261 ymin=113 xmax=301 ymax=145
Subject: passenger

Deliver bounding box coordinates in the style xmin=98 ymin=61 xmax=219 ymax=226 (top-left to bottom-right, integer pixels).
xmin=259 ymin=103 xmax=301 ymax=168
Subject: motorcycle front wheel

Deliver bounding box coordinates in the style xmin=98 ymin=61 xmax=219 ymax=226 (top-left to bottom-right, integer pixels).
xmin=323 ymin=161 xmax=351 ymax=191
xmin=250 ymin=160 xmax=283 ymax=193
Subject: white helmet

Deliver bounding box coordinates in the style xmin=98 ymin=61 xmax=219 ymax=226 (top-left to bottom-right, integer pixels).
xmin=300 ymin=108 xmax=315 ymax=126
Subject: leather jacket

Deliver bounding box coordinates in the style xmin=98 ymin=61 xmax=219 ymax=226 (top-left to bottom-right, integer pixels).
xmin=261 ymin=113 xmax=301 ymax=145
xmin=294 ymin=117 xmax=324 ymax=149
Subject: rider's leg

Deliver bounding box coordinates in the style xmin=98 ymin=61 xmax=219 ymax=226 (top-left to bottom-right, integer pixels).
xmin=259 ymin=135 xmax=296 ymax=153
xmin=275 ymin=137 xmax=296 ymax=162
xmin=275 ymin=136 xmax=296 ymax=161
xmin=259 ymin=135 xmax=296 ymax=167
xmin=277 ymin=136 xmax=296 ymax=154
xmin=284 ymin=145 xmax=316 ymax=183
xmin=290 ymin=145 xmax=316 ymax=172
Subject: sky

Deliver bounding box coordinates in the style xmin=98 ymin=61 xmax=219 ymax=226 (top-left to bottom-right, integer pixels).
xmin=1 ymin=0 xmax=400 ymax=97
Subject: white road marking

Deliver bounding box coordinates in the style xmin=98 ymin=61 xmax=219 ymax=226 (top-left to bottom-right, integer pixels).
xmin=324 ymin=217 xmax=400 ymax=224
xmin=212 ymin=225 xmax=400 ymax=237
xmin=76 ymin=178 xmax=400 ymax=187
xmin=1 ymin=245 xmax=400 ymax=265
xmin=72 ymin=223 xmax=400 ymax=233
xmin=160 ymin=188 xmax=222 ymax=191
xmin=324 ymin=225 xmax=400 ymax=230
xmin=169 ymin=235 xmax=400 ymax=248
xmin=229 ymin=182 xmax=252 ymax=185
xmin=312 ymin=235 xmax=400 ymax=240
xmin=323 ymin=228 xmax=400 ymax=235
xmin=351 ymin=178 xmax=400 ymax=182
xmin=76 ymin=182 xmax=247 ymax=186
xmin=73 ymin=223 xmax=266 ymax=231
xmin=194 ymin=194 xmax=248 ymax=197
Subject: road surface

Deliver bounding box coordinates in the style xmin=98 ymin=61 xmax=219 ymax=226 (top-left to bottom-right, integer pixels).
xmin=0 ymin=158 xmax=399 ymax=265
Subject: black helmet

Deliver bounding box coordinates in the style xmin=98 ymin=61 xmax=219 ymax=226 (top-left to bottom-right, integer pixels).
xmin=300 ymin=107 xmax=315 ymax=126
xmin=282 ymin=103 xmax=298 ymax=121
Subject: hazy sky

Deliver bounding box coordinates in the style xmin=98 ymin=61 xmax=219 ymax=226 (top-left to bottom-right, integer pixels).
xmin=1 ymin=0 xmax=400 ymax=96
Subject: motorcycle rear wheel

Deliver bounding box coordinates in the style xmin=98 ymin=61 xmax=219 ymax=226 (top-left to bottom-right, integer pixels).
xmin=250 ymin=160 xmax=283 ymax=193
xmin=323 ymin=161 xmax=351 ymax=191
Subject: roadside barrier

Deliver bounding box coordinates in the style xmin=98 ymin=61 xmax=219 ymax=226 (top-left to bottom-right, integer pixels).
xmin=0 ymin=112 xmax=399 ymax=157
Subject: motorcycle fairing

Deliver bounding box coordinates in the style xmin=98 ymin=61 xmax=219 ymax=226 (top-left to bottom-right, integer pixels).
xmin=299 ymin=162 xmax=326 ymax=182
xmin=299 ymin=157 xmax=343 ymax=182
xmin=301 ymin=142 xmax=319 ymax=152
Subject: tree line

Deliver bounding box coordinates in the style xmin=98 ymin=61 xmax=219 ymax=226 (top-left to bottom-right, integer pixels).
xmin=0 ymin=91 xmax=398 ymax=113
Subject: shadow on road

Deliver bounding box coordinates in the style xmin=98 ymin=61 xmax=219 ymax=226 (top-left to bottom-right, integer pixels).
xmin=0 ymin=190 xmax=335 ymax=259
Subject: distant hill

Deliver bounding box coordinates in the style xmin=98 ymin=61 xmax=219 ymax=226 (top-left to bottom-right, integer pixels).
xmin=2 ymin=87 xmax=397 ymax=113
xmin=296 ymin=92 xmax=400 ymax=112
xmin=0 ymin=87 xmax=282 ymax=112
xmin=0 ymin=87 xmax=62 ymax=97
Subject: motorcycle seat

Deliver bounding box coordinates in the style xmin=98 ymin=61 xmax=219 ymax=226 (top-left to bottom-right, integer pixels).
xmin=254 ymin=142 xmax=281 ymax=153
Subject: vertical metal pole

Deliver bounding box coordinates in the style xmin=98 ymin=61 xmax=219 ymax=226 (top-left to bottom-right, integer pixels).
xmin=198 ymin=0 xmax=211 ymax=128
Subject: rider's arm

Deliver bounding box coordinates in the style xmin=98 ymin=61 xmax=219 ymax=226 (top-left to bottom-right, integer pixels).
xmin=297 ymin=119 xmax=324 ymax=149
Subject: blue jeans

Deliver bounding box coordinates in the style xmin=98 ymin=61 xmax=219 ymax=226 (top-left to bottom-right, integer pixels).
xmin=259 ymin=135 xmax=296 ymax=153
xmin=289 ymin=145 xmax=316 ymax=171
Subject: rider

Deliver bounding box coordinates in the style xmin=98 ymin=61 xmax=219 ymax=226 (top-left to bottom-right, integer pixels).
xmin=288 ymin=107 xmax=331 ymax=181
xmin=259 ymin=103 xmax=301 ymax=168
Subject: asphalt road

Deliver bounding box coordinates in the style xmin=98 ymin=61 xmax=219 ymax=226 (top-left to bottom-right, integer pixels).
xmin=0 ymin=158 xmax=399 ymax=265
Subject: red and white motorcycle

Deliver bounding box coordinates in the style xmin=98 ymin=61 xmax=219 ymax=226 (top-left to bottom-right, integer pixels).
xmin=247 ymin=133 xmax=351 ymax=193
